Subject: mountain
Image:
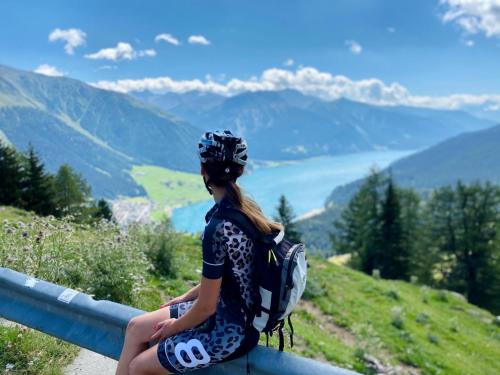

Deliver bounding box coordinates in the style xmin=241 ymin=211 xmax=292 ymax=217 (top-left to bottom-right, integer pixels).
xmin=0 ymin=64 xmax=200 ymax=198
xmin=329 ymin=123 xmax=500 ymax=205
xmin=300 ymin=124 xmax=500 ymax=251
xmin=137 ymin=89 xmax=494 ymax=161
xmin=132 ymin=90 xmax=225 ymax=114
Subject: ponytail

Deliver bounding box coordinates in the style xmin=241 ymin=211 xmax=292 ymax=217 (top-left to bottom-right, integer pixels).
xmin=201 ymin=161 xmax=282 ymax=235
xmin=225 ymin=180 xmax=282 ymax=235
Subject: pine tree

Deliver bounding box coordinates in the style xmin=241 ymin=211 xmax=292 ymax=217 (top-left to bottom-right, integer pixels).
xmin=274 ymin=195 xmax=302 ymax=243
xmin=332 ymin=170 xmax=385 ymax=274
xmin=423 ymin=182 xmax=500 ymax=314
xmin=21 ymin=145 xmax=55 ymax=216
xmin=379 ymin=178 xmax=409 ymax=279
xmin=53 ymin=164 xmax=91 ymax=218
xmin=94 ymin=198 xmax=113 ymax=221
xmin=0 ymin=142 xmax=23 ymax=206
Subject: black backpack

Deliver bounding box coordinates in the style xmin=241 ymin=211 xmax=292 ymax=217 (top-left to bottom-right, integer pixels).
xmin=214 ymin=207 xmax=308 ymax=351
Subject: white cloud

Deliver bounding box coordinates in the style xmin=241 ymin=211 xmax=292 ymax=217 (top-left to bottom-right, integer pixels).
xmin=48 ymin=28 xmax=86 ymax=55
xmin=91 ymin=66 xmax=500 ymax=113
xmin=345 ymin=40 xmax=363 ymax=54
xmin=138 ymin=49 xmax=157 ymax=57
xmin=155 ymin=33 xmax=180 ymax=45
xmin=440 ymin=0 xmax=500 ymax=37
xmin=34 ymin=64 xmax=65 ymax=77
xmin=84 ymin=42 xmax=156 ymax=61
xmin=188 ymin=35 xmax=211 ymax=45
xmin=464 ymin=39 xmax=475 ymax=46
xmin=387 ymin=27 xmax=396 ymax=33
xmin=283 ymin=58 xmax=294 ymax=67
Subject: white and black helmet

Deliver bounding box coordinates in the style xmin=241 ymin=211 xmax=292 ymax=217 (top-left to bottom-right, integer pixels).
xmin=198 ymin=129 xmax=248 ymax=166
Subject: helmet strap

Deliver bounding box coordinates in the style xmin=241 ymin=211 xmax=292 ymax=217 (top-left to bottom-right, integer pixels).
xmin=203 ymin=175 xmax=213 ymax=195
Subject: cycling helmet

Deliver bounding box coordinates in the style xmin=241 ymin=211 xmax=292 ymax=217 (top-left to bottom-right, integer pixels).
xmin=198 ymin=129 xmax=248 ymax=166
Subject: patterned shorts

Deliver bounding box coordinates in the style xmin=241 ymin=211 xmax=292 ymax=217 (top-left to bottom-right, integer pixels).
xmin=157 ymin=301 xmax=246 ymax=373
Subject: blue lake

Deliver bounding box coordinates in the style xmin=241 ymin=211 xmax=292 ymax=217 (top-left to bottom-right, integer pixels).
xmin=172 ymin=150 xmax=415 ymax=233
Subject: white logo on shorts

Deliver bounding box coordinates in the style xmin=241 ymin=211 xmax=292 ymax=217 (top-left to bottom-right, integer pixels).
xmin=174 ymin=339 xmax=210 ymax=368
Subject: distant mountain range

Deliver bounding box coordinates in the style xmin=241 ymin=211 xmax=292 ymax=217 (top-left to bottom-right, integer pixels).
xmin=0 ymin=64 xmax=200 ymax=198
xmin=301 ymin=123 xmax=500 ymax=251
xmin=0 ymin=63 xmax=496 ymax=200
xmin=137 ymin=89 xmax=494 ymax=160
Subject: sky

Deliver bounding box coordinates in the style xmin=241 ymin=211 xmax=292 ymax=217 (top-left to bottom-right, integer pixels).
xmin=0 ymin=0 xmax=499 ymax=114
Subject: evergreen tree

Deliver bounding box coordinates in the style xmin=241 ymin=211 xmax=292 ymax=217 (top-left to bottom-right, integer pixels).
xmin=424 ymin=182 xmax=500 ymax=313
xmin=94 ymin=198 xmax=113 ymax=221
xmin=380 ymin=178 xmax=410 ymax=279
xmin=332 ymin=170 xmax=385 ymax=274
xmin=0 ymin=142 xmax=23 ymax=206
xmin=21 ymin=145 xmax=55 ymax=216
xmin=53 ymin=164 xmax=92 ymax=218
xmin=274 ymin=195 xmax=302 ymax=243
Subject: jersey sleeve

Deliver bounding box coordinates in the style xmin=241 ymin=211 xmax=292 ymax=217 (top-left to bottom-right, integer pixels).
xmin=201 ymin=219 xmax=227 ymax=279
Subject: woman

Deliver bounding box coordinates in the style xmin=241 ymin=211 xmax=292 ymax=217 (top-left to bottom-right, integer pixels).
xmin=116 ymin=130 xmax=282 ymax=374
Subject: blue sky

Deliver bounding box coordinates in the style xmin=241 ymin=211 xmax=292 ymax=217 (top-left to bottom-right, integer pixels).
xmin=1 ymin=0 xmax=499 ymax=112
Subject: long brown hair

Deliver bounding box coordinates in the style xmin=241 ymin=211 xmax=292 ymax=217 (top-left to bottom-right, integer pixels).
xmin=202 ymin=161 xmax=282 ymax=234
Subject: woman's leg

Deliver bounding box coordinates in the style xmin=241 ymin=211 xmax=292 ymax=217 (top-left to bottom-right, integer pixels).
xmin=129 ymin=344 xmax=170 ymax=375
xmin=115 ymin=308 xmax=171 ymax=375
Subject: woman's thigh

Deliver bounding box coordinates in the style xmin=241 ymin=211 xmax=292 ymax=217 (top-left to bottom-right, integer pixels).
xmin=129 ymin=344 xmax=170 ymax=375
xmin=127 ymin=307 xmax=172 ymax=344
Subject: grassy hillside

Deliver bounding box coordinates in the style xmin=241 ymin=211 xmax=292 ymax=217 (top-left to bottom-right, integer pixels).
xmin=0 ymin=64 xmax=200 ymax=198
xmin=1 ymin=206 xmax=499 ymax=375
xmin=130 ymin=165 xmax=209 ymax=220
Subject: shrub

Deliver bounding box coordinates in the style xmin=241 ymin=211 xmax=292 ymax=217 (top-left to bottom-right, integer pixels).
xmin=436 ymin=290 xmax=449 ymax=302
xmin=384 ymin=289 xmax=400 ymax=301
xmin=391 ymin=306 xmax=405 ymax=330
xmin=0 ymin=216 xmax=149 ymax=305
xmin=427 ymin=333 xmax=440 ymax=345
xmin=302 ymin=278 xmax=325 ymax=300
xmin=416 ymin=312 xmax=430 ymax=325
xmin=449 ymin=317 xmax=460 ymax=332
xmin=140 ymin=223 xmax=177 ymax=278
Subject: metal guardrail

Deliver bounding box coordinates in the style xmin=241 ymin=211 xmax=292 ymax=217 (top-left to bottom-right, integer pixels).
xmin=0 ymin=267 xmax=359 ymax=375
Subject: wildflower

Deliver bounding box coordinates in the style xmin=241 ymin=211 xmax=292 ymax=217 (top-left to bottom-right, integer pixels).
xmin=36 ymin=231 xmax=44 ymax=243
xmin=5 ymin=363 xmax=15 ymax=371
xmin=6 ymin=227 xmax=14 ymax=234
xmin=22 ymin=231 xmax=29 ymax=238
xmin=17 ymin=221 xmax=25 ymax=228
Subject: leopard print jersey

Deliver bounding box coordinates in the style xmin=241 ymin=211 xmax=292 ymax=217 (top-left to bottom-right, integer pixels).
xmin=215 ymin=219 xmax=255 ymax=312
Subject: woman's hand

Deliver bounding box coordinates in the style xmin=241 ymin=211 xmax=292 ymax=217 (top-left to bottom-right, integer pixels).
xmin=160 ymin=295 xmax=186 ymax=309
xmin=151 ymin=318 xmax=178 ymax=341
xmin=160 ymin=284 xmax=200 ymax=308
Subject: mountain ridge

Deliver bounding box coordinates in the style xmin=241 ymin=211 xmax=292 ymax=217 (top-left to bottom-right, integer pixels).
xmin=0 ymin=64 xmax=201 ymax=198
xmin=137 ymin=88 xmax=494 ymax=160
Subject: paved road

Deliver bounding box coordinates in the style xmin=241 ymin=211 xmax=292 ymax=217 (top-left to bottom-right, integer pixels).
xmin=64 ymin=349 xmax=117 ymax=375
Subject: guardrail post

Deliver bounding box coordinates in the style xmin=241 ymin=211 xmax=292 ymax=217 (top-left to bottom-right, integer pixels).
xmin=0 ymin=267 xmax=360 ymax=375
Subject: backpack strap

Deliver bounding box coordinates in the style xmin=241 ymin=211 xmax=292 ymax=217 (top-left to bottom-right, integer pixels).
xmin=213 ymin=206 xmax=261 ymax=325
xmin=213 ymin=207 xmax=260 ymax=241
xmin=214 ymin=207 xmax=285 ymax=245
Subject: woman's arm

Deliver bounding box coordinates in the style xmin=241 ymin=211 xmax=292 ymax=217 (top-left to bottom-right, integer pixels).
xmin=152 ymin=217 xmax=226 ymax=340
xmin=151 ymin=276 xmax=221 ymax=341
xmin=161 ymin=284 xmax=200 ymax=308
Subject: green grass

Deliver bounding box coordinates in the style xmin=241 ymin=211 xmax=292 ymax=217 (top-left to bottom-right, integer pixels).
xmin=0 ymin=206 xmax=34 ymax=222
xmin=130 ymin=165 xmax=209 ymax=220
xmin=304 ymin=259 xmax=500 ymax=375
xmin=2 ymin=206 xmax=499 ymax=375
xmin=0 ymin=325 xmax=79 ymax=375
